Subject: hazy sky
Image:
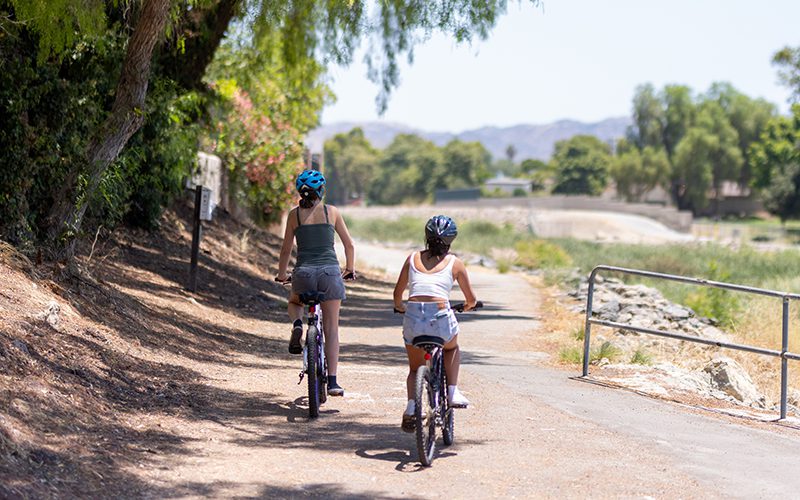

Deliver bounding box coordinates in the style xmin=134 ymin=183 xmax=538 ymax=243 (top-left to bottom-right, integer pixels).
xmin=320 ymin=0 xmax=800 ymax=132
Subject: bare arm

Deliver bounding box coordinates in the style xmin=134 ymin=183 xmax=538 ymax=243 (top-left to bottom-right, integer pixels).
xmin=453 ymin=258 xmax=478 ymax=310
xmin=393 ymin=258 xmax=411 ymax=312
xmin=276 ymin=208 xmax=297 ymax=280
xmin=331 ymin=206 xmax=355 ymax=272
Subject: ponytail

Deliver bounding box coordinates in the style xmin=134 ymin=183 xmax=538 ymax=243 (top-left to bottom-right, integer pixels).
xmin=298 ymin=189 xmax=319 ymax=209
xmin=426 ymin=238 xmax=450 ymax=257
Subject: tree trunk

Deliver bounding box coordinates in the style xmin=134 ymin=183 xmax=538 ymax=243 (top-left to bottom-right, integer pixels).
xmin=47 ymin=0 xmax=171 ymax=256
xmin=158 ymin=0 xmax=240 ymax=91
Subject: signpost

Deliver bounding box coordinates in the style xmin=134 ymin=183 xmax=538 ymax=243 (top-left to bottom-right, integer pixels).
xmin=188 ymin=185 xmax=213 ymax=292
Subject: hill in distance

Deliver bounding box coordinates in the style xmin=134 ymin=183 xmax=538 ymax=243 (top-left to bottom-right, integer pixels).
xmin=305 ymin=117 xmax=631 ymax=161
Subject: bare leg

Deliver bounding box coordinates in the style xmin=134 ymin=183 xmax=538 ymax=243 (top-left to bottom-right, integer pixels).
xmin=321 ymin=299 xmax=341 ymax=376
xmin=288 ymin=293 xmax=303 ymax=323
xmin=405 ymin=345 xmax=427 ymax=399
xmin=443 ymin=335 xmax=460 ymax=386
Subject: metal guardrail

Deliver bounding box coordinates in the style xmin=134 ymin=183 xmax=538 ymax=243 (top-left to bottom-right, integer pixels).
xmin=582 ymin=265 xmax=800 ymax=420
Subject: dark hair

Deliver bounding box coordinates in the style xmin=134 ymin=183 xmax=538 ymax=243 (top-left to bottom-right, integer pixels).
xmin=425 ymin=237 xmax=450 ymax=257
xmin=298 ymin=188 xmax=319 ymax=209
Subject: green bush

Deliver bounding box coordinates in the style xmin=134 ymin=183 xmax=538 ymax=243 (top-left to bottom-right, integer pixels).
xmin=630 ymin=349 xmax=653 ymax=365
xmin=0 ymin=15 xmax=201 ymax=244
xmin=514 ymin=239 xmax=572 ymax=269
xmin=590 ymin=341 xmax=621 ymax=363
xmin=559 ymin=346 xmax=583 ymax=364
xmin=684 ymin=262 xmax=740 ymax=328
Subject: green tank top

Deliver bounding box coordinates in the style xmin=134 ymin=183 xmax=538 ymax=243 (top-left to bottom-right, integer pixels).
xmin=295 ymin=204 xmax=339 ymax=267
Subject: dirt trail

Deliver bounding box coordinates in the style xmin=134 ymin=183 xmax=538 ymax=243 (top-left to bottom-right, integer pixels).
xmin=5 ymin=211 xmax=799 ymax=497
xmin=120 ymin=242 xmax=719 ymax=498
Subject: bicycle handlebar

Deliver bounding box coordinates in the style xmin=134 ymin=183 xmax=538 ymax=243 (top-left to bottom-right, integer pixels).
xmin=275 ymin=270 xmax=357 ymax=285
xmin=452 ymin=301 xmax=483 ymax=313
xmin=394 ymin=301 xmax=483 ymax=314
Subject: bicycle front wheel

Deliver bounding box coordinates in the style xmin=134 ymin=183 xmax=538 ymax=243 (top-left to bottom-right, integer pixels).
xmin=306 ymin=325 xmax=320 ymax=418
xmin=414 ymin=366 xmax=436 ymax=466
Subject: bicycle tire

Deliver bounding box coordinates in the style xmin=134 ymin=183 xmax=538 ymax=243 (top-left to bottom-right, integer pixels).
xmin=442 ymin=371 xmax=454 ymax=445
xmin=318 ymin=335 xmax=327 ymax=405
xmin=307 ymin=325 xmax=320 ymax=418
xmin=414 ymin=366 xmax=436 ymax=466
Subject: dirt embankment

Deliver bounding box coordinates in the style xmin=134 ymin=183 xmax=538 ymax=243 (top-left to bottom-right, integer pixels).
xmin=0 ymin=202 xmax=291 ymax=498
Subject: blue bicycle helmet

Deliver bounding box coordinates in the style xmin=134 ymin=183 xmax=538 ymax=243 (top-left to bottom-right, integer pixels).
xmin=296 ymin=170 xmax=326 ymax=198
xmin=425 ymin=215 xmax=458 ymax=245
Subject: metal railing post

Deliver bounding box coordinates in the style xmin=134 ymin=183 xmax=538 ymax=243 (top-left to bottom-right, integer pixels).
xmin=582 ymin=270 xmax=597 ymax=377
xmin=781 ymin=297 xmax=789 ymax=420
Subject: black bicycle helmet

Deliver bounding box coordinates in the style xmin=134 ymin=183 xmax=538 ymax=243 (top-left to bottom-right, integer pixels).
xmin=425 ymin=215 xmax=458 ymax=245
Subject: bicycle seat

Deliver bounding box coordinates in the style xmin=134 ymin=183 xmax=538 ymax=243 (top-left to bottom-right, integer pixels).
xmin=412 ymin=335 xmax=446 ymax=348
xmin=299 ymin=291 xmax=326 ymax=305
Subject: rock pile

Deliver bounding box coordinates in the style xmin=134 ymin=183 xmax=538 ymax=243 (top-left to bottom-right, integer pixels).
xmin=569 ymin=276 xmax=728 ymax=342
xmin=569 ymin=276 xmax=769 ymax=409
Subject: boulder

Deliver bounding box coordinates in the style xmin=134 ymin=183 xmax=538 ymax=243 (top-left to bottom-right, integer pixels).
xmin=703 ymin=357 xmax=766 ymax=408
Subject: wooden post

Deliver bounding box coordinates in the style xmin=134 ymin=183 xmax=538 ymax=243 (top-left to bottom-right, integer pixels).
xmin=188 ymin=185 xmax=203 ymax=292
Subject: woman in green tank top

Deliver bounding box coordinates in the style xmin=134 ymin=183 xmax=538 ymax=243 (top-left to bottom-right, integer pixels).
xmin=276 ymin=170 xmax=356 ymax=396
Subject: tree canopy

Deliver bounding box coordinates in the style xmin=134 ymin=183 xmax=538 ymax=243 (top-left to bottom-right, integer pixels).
xmin=0 ymin=0 xmax=532 ymax=253
xmin=550 ymin=135 xmax=611 ymax=195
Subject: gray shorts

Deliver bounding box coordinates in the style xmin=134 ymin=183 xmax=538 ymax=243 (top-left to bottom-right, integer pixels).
xmin=402 ymin=302 xmax=459 ymax=346
xmin=292 ymin=265 xmax=346 ymax=301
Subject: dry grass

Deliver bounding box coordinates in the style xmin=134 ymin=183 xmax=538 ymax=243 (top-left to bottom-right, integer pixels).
xmin=728 ymin=297 xmax=800 ymax=402
xmin=530 ymin=273 xmax=800 ymax=406
xmin=0 ymin=240 xmax=35 ymax=276
xmin=522 ymin=275 xmax=615 ymax=368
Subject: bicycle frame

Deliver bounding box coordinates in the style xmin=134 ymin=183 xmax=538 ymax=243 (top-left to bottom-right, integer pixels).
xmin=424 ymin=346 xmax=446 ymax=422
xmin=300 ymin=299 xmax=327 ymax=418
xmin=302 ymin=303 xmax=325 ymax=379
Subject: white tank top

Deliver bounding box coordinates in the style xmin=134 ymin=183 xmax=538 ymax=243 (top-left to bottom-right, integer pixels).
xmin=408 ymin=252 xmax=456 ymax=299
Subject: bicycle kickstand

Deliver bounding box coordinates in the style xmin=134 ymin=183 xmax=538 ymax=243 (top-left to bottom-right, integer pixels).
xmin=297 ymin=370 xmax=305 ymax=384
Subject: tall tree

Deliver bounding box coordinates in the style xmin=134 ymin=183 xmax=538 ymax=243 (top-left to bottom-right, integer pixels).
xmin=550 ymin=135 xmax=612 ymax=195
xmin=672 ymin=128 xmax=715 ymax=212
xmin=750 ymin=106 xmax=800 ymax=222
xmin=14 ymin=0 xmax=526 ymax=252
xmin=773 ymin=46 xmax=800 ymax=103
xmin=610 ymin=141 xmax=670 ymax=202
xmin=661 ymin=84 xmax=695 ymax=160
xmin=706 ymin=82 xmax=775 ymax=187
xmin=697 ymin=100 xmax=744 ymax=212
xmin=442 ymin=140 xmax=492 ymax=188
xmin=369 ymin=134 xmax=443 ymax=204
xmin=627 ymin=83 xmax=664 ymax=150
xmin=47 ymin=0 xmax=172 ymax=255
xmin=324 ymin=128 xmax=379 ymax=205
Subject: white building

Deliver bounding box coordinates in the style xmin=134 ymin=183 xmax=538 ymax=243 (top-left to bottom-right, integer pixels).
xmin=484 ymin=173 xmax=532 ymax=195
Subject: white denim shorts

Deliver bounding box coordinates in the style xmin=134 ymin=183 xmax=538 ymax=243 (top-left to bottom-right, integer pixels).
xmin=402 ymin=302 xmax=459 ymax=346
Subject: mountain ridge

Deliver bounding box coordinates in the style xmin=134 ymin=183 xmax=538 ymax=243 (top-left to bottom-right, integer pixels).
xmin=305 ymin=117 xmax=631 ymax=161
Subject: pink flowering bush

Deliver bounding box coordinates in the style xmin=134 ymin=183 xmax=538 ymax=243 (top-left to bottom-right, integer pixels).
xmin=211 ymin=83 xmax=305 ymax=223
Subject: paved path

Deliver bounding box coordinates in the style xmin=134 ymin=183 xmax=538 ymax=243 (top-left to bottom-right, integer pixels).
xmin=134 ymin=241 xmax=800 ymax=498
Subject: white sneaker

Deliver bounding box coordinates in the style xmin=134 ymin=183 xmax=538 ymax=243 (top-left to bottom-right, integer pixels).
xmin=448 ymin=386 xmax=469 ymax=408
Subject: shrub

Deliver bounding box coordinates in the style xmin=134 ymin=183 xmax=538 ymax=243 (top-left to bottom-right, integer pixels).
xmin=684 ymin=261 xmax=740 ymax=328
xmin=590 ymin=341 xmax=621 ymax=363
xmin=559 ymin=346 xmax=583 ymax=364
xmin=514 ymin=239 xmax=572 ymax=269
xmin=630 ymin=348 xmax=653 ymax=365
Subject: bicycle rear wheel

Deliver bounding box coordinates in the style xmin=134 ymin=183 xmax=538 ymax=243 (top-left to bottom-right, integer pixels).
xmin=306 ymin=325 xmax=320 ymax=418
xmin=414 ymin=366 xmax=436 ymax=466
xmin=442 ymin=372 xmax=454 ymax=445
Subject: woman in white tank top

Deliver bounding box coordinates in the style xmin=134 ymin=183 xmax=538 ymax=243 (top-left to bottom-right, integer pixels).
xmin=393 ymin=215 xmax=478 ymax=433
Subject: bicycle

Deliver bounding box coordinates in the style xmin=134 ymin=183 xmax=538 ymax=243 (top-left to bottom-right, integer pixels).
xmin=294 ymin=289 xmax=327 ymax=418
xmin=397 ymin=300 xmax=483 ymax=466
xmin=277 ymin=272 xmax=355 ymax=419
